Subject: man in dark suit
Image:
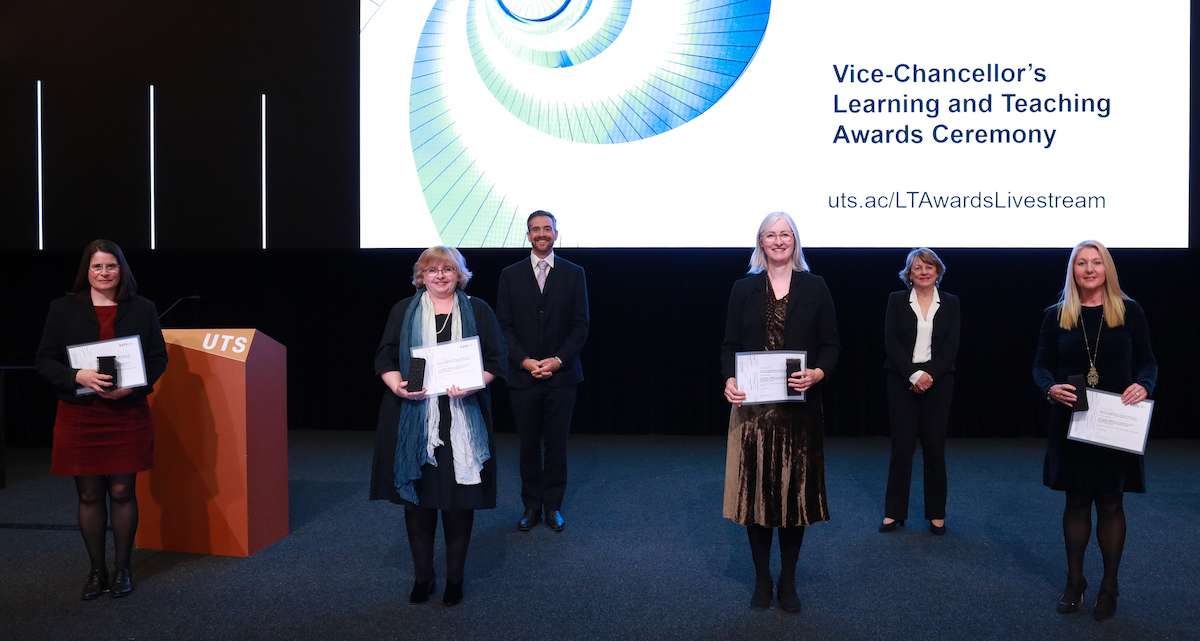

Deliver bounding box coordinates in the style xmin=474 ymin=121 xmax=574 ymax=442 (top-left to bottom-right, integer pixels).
xmin=496 ymin=211 xmax=589 ymax=533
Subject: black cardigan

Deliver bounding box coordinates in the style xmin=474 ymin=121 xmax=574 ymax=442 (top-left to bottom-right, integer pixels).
xmin=34 ymin=295 xmax=169 ymax=404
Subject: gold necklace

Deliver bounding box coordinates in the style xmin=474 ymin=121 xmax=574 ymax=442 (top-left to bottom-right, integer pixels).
xmin=1080 ymin=310 xmax=1102 ymax=387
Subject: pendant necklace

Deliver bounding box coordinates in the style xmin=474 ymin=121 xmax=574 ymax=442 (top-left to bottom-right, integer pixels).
xmin=1080 ymin=311 xmax=1102 ymax=387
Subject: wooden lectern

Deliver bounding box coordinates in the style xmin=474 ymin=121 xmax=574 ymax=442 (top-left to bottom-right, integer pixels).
xmin=138 ymin=329 xmax=288 ymax=557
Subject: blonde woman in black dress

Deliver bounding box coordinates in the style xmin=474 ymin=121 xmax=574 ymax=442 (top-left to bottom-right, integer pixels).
xmin=1033 ymin=240 xmax=1157 ymax=621
xmin=721 ymin=212 xmax=840 ymax=613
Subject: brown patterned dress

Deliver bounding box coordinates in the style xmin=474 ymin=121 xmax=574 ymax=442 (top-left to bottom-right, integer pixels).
xmin=723 ymin=280 xmax=830 ymax=527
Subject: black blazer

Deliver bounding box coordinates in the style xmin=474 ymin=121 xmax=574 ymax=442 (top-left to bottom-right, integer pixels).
xmin=496 ymin=255 xmax=590 ymax=389
xmin=883 ymin=289 xmax=960 ymax=381
xmin=720 ymin=270 xmax=840 ymax=385
xmin=34 ymin=295 xmax=169 ymax=404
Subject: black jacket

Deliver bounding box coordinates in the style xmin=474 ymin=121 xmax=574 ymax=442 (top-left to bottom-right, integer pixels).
xmin=35 ymin=295 xmax=169 ymax=404
xmin=883 ymin=289 xmax=961 ymax=381
xmin=721 ymin=270 xmax=841 ymax=384
xmin=496 ymin=255 xmax=590 ymax=389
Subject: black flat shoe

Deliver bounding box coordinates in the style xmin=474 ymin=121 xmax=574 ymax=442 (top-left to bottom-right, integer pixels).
xmin=409 ymin=573 xmax=436 ymax=604
xmin=545 ymin=510 xmax=565 ymax=532
xmin=776 ymin=580 xmax=802 ymax=613
xmin=878 ymin=519 xmax=904 ymax=533
xmin=1093 ymin=587 xmax=1118 ymax=621
xmin=929 ymin=521 xmax=946 ymax=536
xmin=750 ymin=579 xmax=772 ymax=610
xmin=443 ymin=580 xmax=463 ymax=607
xmin=518 ymin=509 xmax=541 ymax=532
xmin=81 ymin=568 xmax=108 ymax=601
xmin=109 ymin=568 xmax=134 ymax=598
xmin=1057 ymin=577 xmax=1087 ymax=614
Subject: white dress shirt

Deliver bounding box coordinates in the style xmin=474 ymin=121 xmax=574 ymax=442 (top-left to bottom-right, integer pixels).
xmin=529 ymin=251 xmax=556 ymax=273
xmin=908 ymin=288 xmax=941 ymax=385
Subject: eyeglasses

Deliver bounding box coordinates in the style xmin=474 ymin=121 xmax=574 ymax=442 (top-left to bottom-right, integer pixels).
xmin=423 ymin=266 xmax=458 ymax=277
xmin=762 ymin=232 xmax=794 ymax=243
xmin=89 ymin=263 xmax=121 ymax=274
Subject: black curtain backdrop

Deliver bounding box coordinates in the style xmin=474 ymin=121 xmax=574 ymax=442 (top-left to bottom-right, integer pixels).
xmin=1 ymin=1 xmax=1196 ymax=444
xmin=3 ymin=247 xmax=1196 ymax=446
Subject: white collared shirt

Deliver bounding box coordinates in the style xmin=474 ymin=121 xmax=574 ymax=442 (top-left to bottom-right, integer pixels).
xmin=908 ymin=288 xmax=941 ymax=384
xmin=529 ymin=251 xmax=556 ymax=273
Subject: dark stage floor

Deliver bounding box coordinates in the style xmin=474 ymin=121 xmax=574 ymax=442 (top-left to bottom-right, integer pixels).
xmin=2 ymin=432 xmax=1197 ymax=641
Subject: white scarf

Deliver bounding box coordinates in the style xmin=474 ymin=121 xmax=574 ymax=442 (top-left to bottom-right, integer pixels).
xmin=418 ymin=291 xmax=483 ymax=486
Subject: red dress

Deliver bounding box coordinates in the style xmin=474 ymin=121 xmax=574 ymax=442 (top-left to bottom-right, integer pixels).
xmin=50 ymin=306 xmax=155 ymax=476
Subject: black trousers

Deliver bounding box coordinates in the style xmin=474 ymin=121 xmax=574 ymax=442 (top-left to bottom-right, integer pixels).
xmin=884 ymin=371 xmax=954 ymax=520
xmin=510 ymin=383 xmax=578 ymax=513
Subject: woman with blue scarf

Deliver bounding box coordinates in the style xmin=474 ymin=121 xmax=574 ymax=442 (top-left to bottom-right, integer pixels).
xmin=369 ymin=246 xmax=507 ymax=607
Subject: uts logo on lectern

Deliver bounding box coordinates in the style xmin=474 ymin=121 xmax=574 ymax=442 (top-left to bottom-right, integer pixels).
xmin=202 ymin=333 xmax=249 ymax=354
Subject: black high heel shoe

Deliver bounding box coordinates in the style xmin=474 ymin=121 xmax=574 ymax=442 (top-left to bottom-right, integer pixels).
xmin=443 ymin=580 xmax=464 ymax=607
xmin=776 ymin=580 xmax=802 ymax=613
xmin=1093 ymin=587 xmax=1118 ymax=621
xmin=409 ymin=572 xmax=436 ymax=604
xmin=929 ymin=521 xmax=946 ymax=536
xmin=81 ymin=568 xmax=108 ymax=601
xmin=750 ymin=578 xmax=773 ymax=610
xmin=1056 ymin=577 xmax=1087 ymax=614
xmin=878 ymin=519 xmax=904 ymax=533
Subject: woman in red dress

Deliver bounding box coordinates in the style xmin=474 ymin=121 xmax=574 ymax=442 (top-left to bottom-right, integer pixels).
xmin=35 ymin=240 xmax=168 ymax=600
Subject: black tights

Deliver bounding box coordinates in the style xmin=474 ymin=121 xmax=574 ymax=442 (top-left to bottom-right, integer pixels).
xmin=405 ymin=507 xmax=474 ymax=584
xmin=1063 ymin=491 xmax=1125 ymax=590
xmin=746 ymin=525 xmax=806 ymax=582
xmin=75 ymin=474 xmax=138 ymax=572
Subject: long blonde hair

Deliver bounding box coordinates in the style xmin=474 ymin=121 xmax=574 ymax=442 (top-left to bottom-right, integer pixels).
xmin=748 ymin=212 xmax=809 ymax=274
xmin=1057 ymin=240 xmax=1128 ymax=330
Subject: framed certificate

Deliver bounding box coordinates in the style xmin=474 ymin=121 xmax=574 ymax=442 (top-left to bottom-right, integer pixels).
xmin=66 ymin=335 xmax=148 ymax=396
xmin=1068 ymin=388 xmax=1154 ymax=455
xmin=734 ymin=350 xmax=807 ymax=405
xmin=410 ymin=336 xmax=486 ymax=397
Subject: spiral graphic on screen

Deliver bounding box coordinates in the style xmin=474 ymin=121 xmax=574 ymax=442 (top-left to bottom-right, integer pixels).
xmin=409 ymin=0 xmax=770 ymax=246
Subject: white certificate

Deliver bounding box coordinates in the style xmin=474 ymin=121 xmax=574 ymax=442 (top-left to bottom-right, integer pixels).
xmin=66 ymin=335 xmax=148 ymax=396
xmin=411 ymin=336 xmax=486 ymax=397
xmin=1068 ymin=388 xmax=1154 ymax=455
xmin=735 ymin=351 xmax=806 ymax=405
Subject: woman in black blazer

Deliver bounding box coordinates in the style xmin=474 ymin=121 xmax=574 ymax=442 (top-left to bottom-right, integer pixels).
xmin=879 ymin=248 xmax=960 ymax=535
xmin=721 ymin=212 xmax=840 ymax=612
xmin=34 ymin=240 xmax=168 ymax=599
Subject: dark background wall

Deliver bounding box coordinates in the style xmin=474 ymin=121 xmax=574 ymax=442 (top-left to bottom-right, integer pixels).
xmin=1 ymin=2 xmax=1195 ymax=445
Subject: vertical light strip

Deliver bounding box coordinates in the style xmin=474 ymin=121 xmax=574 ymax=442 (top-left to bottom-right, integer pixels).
xmin=261 ymin=93 xmax=267 ymax=249
xmin=36 ymin=80 xmax=44 ymax=250
xmin=149 ymin=85 xmax=157 ymax=250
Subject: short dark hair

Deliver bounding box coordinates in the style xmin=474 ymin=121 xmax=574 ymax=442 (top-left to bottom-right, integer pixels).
xmin=527 ymin=210 xmax=556 ymax=230
xmin=70 ymin=239 xmax=138 ymax=301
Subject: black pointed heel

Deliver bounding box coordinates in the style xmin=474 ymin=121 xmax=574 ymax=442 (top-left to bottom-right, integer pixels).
xmin=750 ymin=579 xmax=773 ymax=610
xmin=1093 ymin=587 xmax=1118 ymax=621
xmin=878 ymin=519 xmax=905 ymax=533
xmin=1056 ymin=577 xmax=1087 ymax=614
xmin=443 ymin=580 xmax=463 ymax=606
xmin=777 ymin=580 xmax=802 ymax=613
xmin=409 ymin=572 xmax=436 ymax=604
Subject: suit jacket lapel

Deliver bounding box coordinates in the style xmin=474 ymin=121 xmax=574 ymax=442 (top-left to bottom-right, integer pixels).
xmin=785 ymin=271 xmax=802 ymax=320
xmin=751 ymin=274 xmax=767 ymax=327
xmin=74 ymin=296 xmax=100 ymax=329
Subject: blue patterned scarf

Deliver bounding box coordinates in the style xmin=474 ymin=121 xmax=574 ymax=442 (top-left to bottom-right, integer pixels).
xmin=394 ymin=289 xmax=490 ymax=504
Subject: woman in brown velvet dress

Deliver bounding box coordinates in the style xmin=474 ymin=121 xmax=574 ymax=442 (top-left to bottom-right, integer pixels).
xmin=721 ymin=212 xmax=840 ymax=613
